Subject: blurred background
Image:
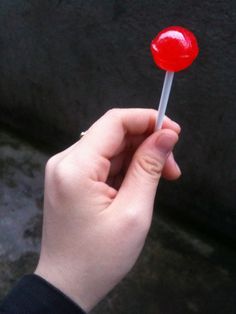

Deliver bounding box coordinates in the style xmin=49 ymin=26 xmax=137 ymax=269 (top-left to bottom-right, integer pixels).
xmin=0 ymin=1 xmax=235 ymax=313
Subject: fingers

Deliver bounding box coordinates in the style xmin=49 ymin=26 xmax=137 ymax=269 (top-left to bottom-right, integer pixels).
xmin=81 ymin=108 xmax=180 ymax=159
xmin=107 ymin=115 xmax=181 ymax=180
xmin=115 ymin=129 xmax=179 ymax=214
xmin=50 ymin=109 xmax=181 ymax=185
xmin=162 ymin=153 xmax=181 ymax=180
xmin=162 ymin=116 xmax=181 ymax=134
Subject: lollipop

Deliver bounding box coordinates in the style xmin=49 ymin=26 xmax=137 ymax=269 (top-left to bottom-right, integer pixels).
xmin=151 ymin=26 xmax=199 ymax=129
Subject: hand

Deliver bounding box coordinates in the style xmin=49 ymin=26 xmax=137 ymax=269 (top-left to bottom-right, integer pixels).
xmin=35 ymin=108 xmax=181 ymax=312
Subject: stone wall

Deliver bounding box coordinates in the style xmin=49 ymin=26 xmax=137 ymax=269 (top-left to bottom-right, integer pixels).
xmin=0 ymin=0 xmax=235 ymax=241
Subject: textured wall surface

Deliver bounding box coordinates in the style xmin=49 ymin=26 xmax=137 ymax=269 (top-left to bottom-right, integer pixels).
xmin=0 ymin=1 xmax=235 ymax=240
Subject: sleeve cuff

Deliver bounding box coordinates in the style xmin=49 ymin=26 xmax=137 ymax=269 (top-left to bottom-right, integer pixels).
xmin=0 ymin=274 xmax=86 ymax=314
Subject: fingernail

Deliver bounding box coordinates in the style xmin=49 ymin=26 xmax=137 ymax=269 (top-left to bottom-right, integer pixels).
xmin=155 ymin=133 xmax=177 ymax=156
xmin=175 ymin=162 xmax=182 ymax=176
xmin=172 ymin=120 xmax=181 ymax=133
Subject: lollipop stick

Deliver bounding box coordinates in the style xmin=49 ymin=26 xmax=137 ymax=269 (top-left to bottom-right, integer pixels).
xmin=155 ymin=71 xmax=174 ymax=130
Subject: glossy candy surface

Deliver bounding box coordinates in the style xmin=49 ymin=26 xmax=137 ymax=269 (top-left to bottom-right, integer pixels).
xmin=151 ymin=26 xmax=199 ymax=72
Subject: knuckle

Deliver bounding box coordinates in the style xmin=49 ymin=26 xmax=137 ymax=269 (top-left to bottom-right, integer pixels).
xmin=50 ymin=160 xmax=77 ymax=199
xmin=53 ymin=160 xmax=69 ymax=185
xmin=44 ymin=157 xmax=70 ymax=204
xmin=123 ymin=209 xmax=151 ymax=235
xmin=46 ymin=157 xmax=69 ymax=190
xmin=45 ymin=155 xmax=57 ymax=173
xmin=105 ymin=108 xmax=122 ymax=118
xmin=45 ymin=152 xmax=64 ymax=173
xmin=136 ymin=154 xmax=164 ymax=180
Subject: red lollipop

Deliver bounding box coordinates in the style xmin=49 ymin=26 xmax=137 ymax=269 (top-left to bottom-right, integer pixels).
xmin=151 ymin=26 xmax=199 ymax=129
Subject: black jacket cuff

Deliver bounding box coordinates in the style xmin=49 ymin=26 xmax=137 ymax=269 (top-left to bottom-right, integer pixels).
xmin=0 ymin=274 xmax=85 ymax=314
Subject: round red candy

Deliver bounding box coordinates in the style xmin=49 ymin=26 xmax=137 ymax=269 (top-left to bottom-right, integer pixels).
xmin=151 ymin=26 xmax=199 ymax=72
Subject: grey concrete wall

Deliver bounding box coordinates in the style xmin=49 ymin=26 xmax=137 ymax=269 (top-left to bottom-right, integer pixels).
xmin=0 ymin=1 xmax=235 ymax=240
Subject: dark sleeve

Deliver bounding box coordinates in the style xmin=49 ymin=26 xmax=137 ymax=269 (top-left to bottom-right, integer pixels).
xmin=0 ymin=274 xmax=86 ymax=314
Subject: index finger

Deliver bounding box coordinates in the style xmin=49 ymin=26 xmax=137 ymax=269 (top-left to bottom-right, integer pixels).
xmin=82 ymin=108 xmax=180 ymax=159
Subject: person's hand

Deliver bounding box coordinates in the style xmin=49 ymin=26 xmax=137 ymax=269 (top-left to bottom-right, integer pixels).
xmin=35 ymin=108 xmax=181 ymax=312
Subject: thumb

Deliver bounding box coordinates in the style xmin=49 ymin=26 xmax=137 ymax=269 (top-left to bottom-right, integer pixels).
xmin=116 ymin=129 xmax=179 ymax=210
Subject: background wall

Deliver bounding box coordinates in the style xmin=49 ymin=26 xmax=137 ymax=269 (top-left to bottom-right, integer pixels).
xmin=0 ymin=0 xmax=235 ymax=241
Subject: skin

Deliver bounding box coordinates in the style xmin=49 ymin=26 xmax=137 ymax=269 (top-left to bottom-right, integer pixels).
xmin=35 ymin=108 xmax=181 ymax=312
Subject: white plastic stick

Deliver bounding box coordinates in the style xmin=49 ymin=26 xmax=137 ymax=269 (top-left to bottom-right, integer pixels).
xmin=155 ymin=71 xmax=174 ymax=130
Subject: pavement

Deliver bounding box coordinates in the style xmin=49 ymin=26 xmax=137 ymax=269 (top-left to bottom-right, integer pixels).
xmin=0 ymin=129 xmax=235 ymax=314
